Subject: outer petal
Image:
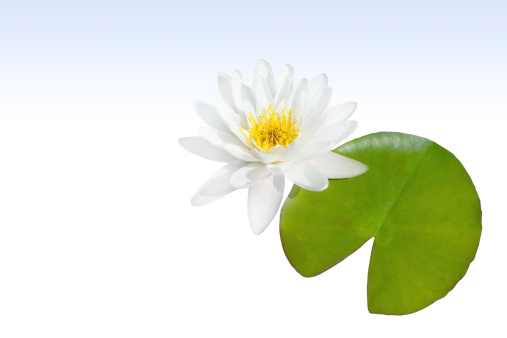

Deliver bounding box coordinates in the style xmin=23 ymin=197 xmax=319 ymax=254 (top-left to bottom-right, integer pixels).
xmin=198 ymin=127 xmax=244 ymax=148
xmin=310 ymin=120 xmax=358 ymax=146
xmin=223 ymin=143 xmax=259 ymax=162
xmin=178 ymin=137 xmax=236 ymax=162
xmin=310 ymin=151 xmax=368 ymax=179
xmin=230 ymin=162 xmax=271 ymax=189
xmin=192 ymin=100 xmax=228 ymax=131
xmin=266 ymin=140 xmax=333 ymax=176
xmin=291 ymin=140 xmax=334 ymax=162
xmin=299 ymin=116 xmax=327 ymax=144
xmin=253 ymin=59 xmax=276 ymax=98
xmin=325 ymin=102 xmax=357 ymax=124
xmin=217 ymin=73 xmax=236 ymax=110
xmin=248 ymin=174 xmax=285 ymax=235
xmin=191 ymin=160 xmax=247 ymax=206
xmin=285 ymin=161 xmax=329 ymax=192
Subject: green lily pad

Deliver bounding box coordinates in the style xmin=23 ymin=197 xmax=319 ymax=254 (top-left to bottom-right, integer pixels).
xmin=280 ymin=132 xmax=481 ymax=315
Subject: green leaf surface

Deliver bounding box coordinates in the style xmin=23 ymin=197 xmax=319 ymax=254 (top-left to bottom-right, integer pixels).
xmin=280 ymin=132 xmax=482 ymax=315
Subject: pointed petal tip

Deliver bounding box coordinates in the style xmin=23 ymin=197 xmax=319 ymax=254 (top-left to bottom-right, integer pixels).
xmin=348 ymin=103 xmax=358 ymax=116
xmin=346 ymin=120 xmax=359 ymax=134
xmin=190 ymin=195 xmax=205 ymax=206
xmin=249 ymin=215 xmax=272 ymax=235
xmin=232 ymin=69 xmax=242 ymax=79
xmin=250 ymin=222 xmax=266 ymax=235
xmin=177 ymin=136 xmax=196 ymax=150
xmin=349 ymin=159 xmax=369 ymax=177
xmin=312 ymin=179 xmax=329 ymax=192
xmin=177 ymin=136 xmax=194 ymax=150
xmin=191 ymin=99 xmax=201 ymax=109
xmin=357 ymin=163 xmax=369 ymax=176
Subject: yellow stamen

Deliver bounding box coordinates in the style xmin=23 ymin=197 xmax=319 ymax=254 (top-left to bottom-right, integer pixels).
xmin=240 ymin=105 xmax=299 ymax=151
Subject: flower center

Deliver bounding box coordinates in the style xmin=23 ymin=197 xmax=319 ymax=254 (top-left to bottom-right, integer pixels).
xmin=243 ymin=105 xmax=299 ymax=151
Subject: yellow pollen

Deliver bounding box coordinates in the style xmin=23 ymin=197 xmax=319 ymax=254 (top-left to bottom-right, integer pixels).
xmin=240 ymin=105 xmax=299 ymax=151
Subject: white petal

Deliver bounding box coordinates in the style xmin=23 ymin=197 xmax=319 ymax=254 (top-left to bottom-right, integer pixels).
xmin=193 ymin=100 xmax=228 ymax=131
xmin=308 ymin=73 xmax=328 ymax=99
xmin=266 ymin=161 xmax=296 ymax=175
xmin=253 ymin=59 xmax=276 ymax=98
xmin=199 ymin=127 xmax=243 ymax=148
xmin=293 ymin=140 xmax=334 ymax=162
xmin=223 ymin=143 xmax=259 ymax=162
xmin=310 ymin=120 xmax=358 ymax=146
xmin=287 ymin=79 xmax=308 ymax=118
xmin=325 ymin=102 xmax=357 ymax=124
xmin=264 ymin=142 xmax=304 ymax=175
xmin=310 ymin=87 xmax=332 ymax=118
xmin=251 ymin=148 xmax=278 ymax=163
xmin=248 ymin=175 xmax=285 ymax=235
xmin=191 ymin=160 xmax=246 ymax=206
xmin=275 ymin=140 xmax=302 ymax=161
xmin=227 ymin=122 xmax=255 ymax=149
xmin=217 ymin=73 xmax=236 ymax=110
xmin=230 ymin=162 xmax=271 ymax=189
xmin=242 ymin=100 xmax=256 ymax=121
xmin=297 ymin=113 xmax=327 ymax=143
xmin=267 ymin=144 xmax=284 ymax=154
xmin=275 ymin=98 xmax=288 ymax=114
xmin=310 ymin=152 xmax=368 ymax=179
xmin=276 ymin=64 xmax=294 ymax=90
xmin=214 ymin=98 xmax=242 ymax=127
xmin=232 ymin=70 xmax=256 ymax=114
xmin=254 ymin=77 xmax=274 ymax=110
xmin=275 ymin=64 xmax=294 ymax=107
xmin=285 ymin=161 xmax=329 ymax=192
xmin=266 ymin=141 xmax=333 ymax=176
xmin=178 ymin=137 xmax=236 ymax=162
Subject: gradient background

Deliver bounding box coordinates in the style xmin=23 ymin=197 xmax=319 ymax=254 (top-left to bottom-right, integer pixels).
xmin=1 ymin=0 xmax=506 ymax=118
xmin=1 ymin=1 xmax=506 ymax=337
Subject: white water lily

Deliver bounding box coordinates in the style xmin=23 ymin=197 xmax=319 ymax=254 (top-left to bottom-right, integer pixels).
xmin=179 ymin=60 xmax=368 ymax=235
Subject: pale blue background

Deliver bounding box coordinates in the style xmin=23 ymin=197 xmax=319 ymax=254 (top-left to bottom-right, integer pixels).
xmin=1 ymin=0 xmax=506 ymax=118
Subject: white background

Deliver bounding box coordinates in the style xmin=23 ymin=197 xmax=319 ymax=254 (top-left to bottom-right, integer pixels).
xmin=0 ymin=114 xmax=505 ymax=337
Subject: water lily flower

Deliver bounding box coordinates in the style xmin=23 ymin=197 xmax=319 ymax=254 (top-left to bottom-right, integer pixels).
xmin=179 ymin=60 xmax=368 ymax=235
